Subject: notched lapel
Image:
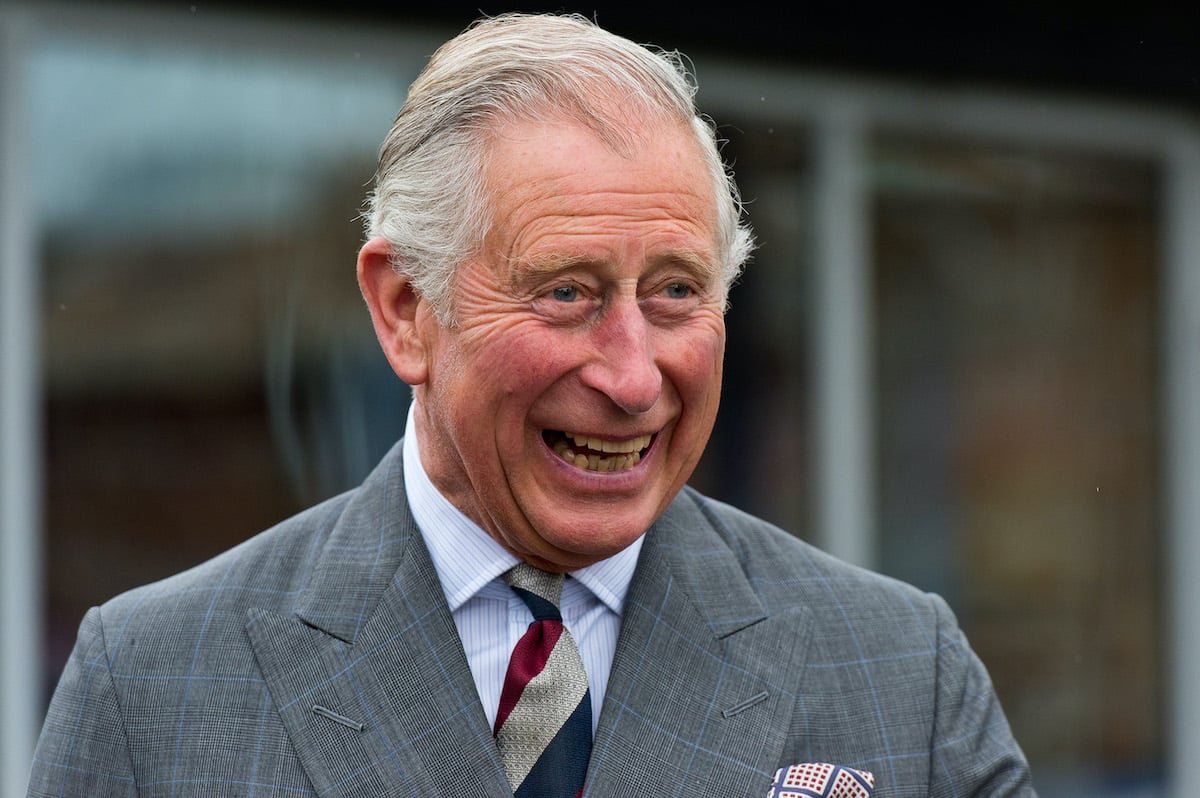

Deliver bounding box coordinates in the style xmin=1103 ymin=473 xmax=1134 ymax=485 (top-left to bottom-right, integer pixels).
xmin=245 ymin=443 xmax=511 ymax=798
xmin=247 ymin=547 xmax=511 ymax=798
xmin=248 ymin=608 xmax=426 ymax=797
xmin=586 ymin=493 xmax=813 ymax=798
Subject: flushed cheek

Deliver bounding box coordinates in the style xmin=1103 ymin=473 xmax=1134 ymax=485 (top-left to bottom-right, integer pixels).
xmin=456 ymin=319 xmax=568 ymax=392
xmin=480 ymin=348 xmax=581 ymax=456
xmin=666 ymin=326 xmax=725 ymax=394
xmin=501 ymin=351 xmax=563 ymax=392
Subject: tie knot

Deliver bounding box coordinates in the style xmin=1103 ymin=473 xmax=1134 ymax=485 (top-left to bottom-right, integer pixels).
xmin=504 ymin=562 xmax=565 ymax=620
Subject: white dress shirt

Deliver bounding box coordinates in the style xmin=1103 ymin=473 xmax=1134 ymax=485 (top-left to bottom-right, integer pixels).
xmin=401 ymin=407 xmax=643 ymax=733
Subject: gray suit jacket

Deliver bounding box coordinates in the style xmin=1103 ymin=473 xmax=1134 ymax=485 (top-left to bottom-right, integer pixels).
xmin=28 ymin=440 xmax=1035 ymax=797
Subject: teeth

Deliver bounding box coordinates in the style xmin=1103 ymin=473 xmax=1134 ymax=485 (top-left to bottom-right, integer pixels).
xmin=551 ymin=434 xmax=649 ymax=472
xmin=566 ymin=433 xmax=651 ymax=454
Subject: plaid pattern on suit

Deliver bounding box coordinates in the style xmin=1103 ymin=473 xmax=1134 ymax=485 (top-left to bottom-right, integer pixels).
xmin=28 ymin=440 xmax=1035 ymax=797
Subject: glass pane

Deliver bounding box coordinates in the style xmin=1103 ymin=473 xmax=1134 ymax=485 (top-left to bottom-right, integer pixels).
xmin=872 ymin=133 xmax=1162 ymax=796
xmin=33 ymin=25 xmax=417 ymax=692
xmin=693 ymin=118 xmax=816 ymax=538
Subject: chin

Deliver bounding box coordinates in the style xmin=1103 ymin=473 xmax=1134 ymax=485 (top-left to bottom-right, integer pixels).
xmin=560 ymin=518 xmax=649 ymax=557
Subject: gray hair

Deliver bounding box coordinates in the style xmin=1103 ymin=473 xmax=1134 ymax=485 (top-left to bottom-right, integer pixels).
xmin=365 ymin=12 xmax=754 ymax=323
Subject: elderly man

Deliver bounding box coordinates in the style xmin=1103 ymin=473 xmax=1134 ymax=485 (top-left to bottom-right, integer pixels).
xmin=28 ymin=13 xmax=1035 ymax=798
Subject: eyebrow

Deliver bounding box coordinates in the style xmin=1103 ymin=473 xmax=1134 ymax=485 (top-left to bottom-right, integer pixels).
xmin=510 ymin=249 xmax=719 ymax=285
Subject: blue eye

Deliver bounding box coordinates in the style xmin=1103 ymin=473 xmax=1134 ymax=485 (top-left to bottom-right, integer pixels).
xmin=664 ymin=283 xmax=692 ymax=299
xmin=551 ymin=285 xmax=578 ymax=302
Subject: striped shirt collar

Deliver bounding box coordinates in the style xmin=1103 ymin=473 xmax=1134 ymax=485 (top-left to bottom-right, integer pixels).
xmin=401 ymin=404 xmax=643 ymax=615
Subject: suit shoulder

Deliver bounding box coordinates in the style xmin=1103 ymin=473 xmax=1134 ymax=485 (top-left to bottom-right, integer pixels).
xmin=678 ymin=487 xmax=937 ymax=617
xmin=99 ymin=489 xmax=354 ymax=624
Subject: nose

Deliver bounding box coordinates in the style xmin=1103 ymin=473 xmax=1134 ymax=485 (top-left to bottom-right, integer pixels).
xmin=579 ymin=298 xmax=662 ymax=415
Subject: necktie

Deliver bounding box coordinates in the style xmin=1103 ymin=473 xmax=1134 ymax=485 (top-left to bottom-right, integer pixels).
xmin=494 ymin=563 xmax=592 ymax=798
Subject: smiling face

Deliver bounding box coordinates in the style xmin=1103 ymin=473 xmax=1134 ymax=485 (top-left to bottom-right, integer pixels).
xmin=405 ymin=116 xmax=726 ymax=571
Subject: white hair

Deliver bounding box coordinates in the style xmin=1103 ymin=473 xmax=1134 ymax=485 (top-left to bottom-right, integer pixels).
xmin=365 ymin=12 xmax=754 ymax=323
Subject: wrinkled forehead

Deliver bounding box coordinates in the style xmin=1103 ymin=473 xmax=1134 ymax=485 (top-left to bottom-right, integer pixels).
xmin=479 ymin=108 xmax=721 ymax=220
xmin=483 ymin=117 xmax=721 ymax=266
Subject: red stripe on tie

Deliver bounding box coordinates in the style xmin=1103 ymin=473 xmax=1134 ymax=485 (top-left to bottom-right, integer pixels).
xmin=494 ymin=619 xmax=563 ymax=731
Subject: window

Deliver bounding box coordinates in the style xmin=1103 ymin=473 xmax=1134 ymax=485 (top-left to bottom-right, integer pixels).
xmin=873 ymin=135 xmax=1162 ymax=793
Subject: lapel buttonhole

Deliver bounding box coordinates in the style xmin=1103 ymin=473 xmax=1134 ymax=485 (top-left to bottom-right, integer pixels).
xmin=722 ymin=690 xmax=769 ymax=718
xmin=312 ymin=704 xmax=366 ymax=732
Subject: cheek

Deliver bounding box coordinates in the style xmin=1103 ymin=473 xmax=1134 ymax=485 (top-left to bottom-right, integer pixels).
xmin=664 ymin=324 xmax=725 ymax=396
xmin=475 ymin=328 xmax=581 ymax=408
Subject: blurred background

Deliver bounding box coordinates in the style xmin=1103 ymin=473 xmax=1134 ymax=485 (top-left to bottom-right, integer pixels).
xmin=2 ymin=2 xmax=1198 ymax=797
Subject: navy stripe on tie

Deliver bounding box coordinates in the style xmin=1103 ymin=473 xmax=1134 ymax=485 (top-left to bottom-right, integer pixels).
xmin=511 ymin=585 xmax=560 ymax=621
xmin=512 ymin=695 xmax=592 ymax=798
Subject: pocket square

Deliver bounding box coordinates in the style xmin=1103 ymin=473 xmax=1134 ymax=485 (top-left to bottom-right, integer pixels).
xmin=766 ymin=762 xmax=874 ymax=798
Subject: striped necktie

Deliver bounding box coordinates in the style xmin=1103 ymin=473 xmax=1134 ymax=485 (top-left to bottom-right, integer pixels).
xmin=494 ymin=563 xmax=592 ymax=798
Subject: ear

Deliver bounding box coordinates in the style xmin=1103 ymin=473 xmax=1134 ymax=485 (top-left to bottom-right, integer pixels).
xmin=357 ymin=236 xmax=431 ymax=386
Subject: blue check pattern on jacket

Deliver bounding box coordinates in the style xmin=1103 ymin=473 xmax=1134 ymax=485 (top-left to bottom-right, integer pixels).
xmin=28 ymin=440 xmax=1036 ymax=797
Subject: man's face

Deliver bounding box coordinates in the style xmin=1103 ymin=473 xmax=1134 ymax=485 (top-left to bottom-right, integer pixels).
xmin=410 ymin=116 xmax=726 ymax=571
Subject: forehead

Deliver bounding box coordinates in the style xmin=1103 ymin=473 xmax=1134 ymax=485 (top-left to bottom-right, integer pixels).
xmin=480 ymin=116 xmax=721 ymax=274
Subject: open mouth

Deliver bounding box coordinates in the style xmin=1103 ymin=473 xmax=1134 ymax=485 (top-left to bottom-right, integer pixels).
xmin=543 ymin=430 xmax=653 ymax=472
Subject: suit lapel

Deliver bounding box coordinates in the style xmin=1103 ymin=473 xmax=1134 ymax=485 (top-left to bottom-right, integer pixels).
xmin=245 ymin=444 xmax=510 ymax=798
xmin=244 ymin=442 xmax=810 ymax=797
xmin=586 ymin=488 xmax=813 ymax=798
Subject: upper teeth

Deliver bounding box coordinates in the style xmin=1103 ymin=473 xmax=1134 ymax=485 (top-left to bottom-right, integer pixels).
xmin=566 ymin=433 xmax=652 ymax=454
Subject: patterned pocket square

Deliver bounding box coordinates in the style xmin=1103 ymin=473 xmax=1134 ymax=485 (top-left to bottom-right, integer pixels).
xmin=766 ymin=762 xmax=874 ymax=798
